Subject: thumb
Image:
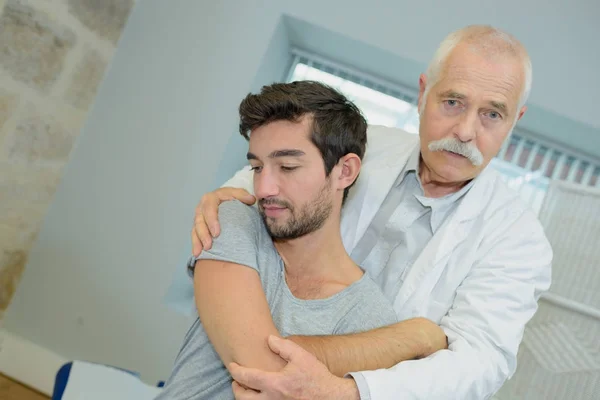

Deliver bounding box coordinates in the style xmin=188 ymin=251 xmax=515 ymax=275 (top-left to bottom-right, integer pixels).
xmin=220 ymin=188 xmax=255 ymax=205
xmin=267 ymin=335 xmax=305 ymax=363
xmin=240 ymin=192 xmax=256 ymax=205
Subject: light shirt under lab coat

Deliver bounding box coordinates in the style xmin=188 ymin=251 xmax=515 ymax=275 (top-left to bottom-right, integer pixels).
xmin=353 ymin=144 xmax=474 ymax=304
xmin=220 ymin=125 xmax=553 ymax=400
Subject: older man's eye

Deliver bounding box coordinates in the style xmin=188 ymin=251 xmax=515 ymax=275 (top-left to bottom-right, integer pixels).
xmin=443 ymin=100 xmax=464 ymax=112
xmin=486 ymin=111 xmax=502 ymax=120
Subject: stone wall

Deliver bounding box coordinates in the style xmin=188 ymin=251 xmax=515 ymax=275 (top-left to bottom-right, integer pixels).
xmin=0 ymin=0 xmax=134 ymax=319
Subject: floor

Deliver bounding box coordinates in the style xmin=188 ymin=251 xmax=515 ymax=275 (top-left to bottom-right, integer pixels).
xmin=0 ymin=374 xmax=49 ymax=400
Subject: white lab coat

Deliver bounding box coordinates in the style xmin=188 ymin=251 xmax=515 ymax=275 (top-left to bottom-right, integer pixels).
xmin=222 ymin=125 xmax=552 ymax=400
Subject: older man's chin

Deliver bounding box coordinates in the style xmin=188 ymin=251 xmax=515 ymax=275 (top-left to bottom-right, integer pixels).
xmin=434 ymin=160 xmax=482 ymax=182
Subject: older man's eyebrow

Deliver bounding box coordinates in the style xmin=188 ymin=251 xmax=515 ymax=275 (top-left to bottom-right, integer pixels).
xmin=438 ymin=90 xmax=467 ymax=99
xmin=437 ymin=90 xmax=510 ymax=115
xmin=490 ymin=100 xmax=508 ymax=115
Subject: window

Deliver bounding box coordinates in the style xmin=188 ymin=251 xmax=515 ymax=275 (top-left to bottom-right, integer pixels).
xmin=288 ymin=51 xmax=420 ymax=134
xmin=287 ymin=49 xmax=600 ymax=215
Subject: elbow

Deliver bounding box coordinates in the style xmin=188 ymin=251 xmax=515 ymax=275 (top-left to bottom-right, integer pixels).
xmin=226 ymin=335 xmax=287 ymax=373
xmin=411 ymin=317 xmax=448 ymax=358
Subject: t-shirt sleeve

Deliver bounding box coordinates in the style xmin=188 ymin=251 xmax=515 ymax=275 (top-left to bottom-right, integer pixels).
xmin=189 ymin=200 xmax=262 ymax=274
xmin=333 ymin=278 xmax=398 ymax=335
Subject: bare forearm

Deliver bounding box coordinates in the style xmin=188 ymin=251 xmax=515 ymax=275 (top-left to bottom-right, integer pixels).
xmin=288 ymin=317 xmax=447 ymax=377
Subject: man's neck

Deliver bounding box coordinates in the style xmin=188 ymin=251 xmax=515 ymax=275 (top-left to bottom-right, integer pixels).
xmin=273 ymin=216 xmax=363 ymax=299
xmin=418 ymin=157 xmax=470 ymax=198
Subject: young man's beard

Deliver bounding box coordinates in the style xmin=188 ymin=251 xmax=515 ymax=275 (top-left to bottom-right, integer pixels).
xmin=259 ymin=182 xmax=333 ymax=240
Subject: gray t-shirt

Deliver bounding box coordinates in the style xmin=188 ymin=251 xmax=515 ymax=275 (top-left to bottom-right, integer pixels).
xmin=157 ymin=201 xmax=397 ymax=400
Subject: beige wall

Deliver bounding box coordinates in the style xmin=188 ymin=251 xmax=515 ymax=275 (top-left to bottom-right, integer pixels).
xmin=0 ymin=0 xmax=134 ymax=318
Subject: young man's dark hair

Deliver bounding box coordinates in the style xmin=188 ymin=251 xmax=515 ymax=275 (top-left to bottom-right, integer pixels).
xmin=238 ymin=81 xmax=368 ymax=202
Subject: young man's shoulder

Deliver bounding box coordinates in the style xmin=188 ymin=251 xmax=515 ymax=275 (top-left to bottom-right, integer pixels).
xmin=217 ymin=200 xmax=262 ymax=227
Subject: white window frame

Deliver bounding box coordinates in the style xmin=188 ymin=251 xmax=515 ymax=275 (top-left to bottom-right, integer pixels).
xmin=286 ymin=49 xmax=600 ymax=213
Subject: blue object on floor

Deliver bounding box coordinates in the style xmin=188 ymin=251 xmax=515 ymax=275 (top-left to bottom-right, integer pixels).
xmin=52 ymin=361 xmax=158 ymax=399
xmin=52 ymin=362 xmax=72 ymax=400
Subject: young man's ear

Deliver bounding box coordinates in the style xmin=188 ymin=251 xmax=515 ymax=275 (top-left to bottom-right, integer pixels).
xmin=336 ymin=154 xmax=362 ymax=191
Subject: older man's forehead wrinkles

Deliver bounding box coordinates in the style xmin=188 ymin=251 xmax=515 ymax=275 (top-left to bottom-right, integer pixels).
xmin=443 ymin=63 xmax=523 ymax=95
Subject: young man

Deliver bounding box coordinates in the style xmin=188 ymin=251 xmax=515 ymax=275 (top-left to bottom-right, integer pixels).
xmin=157 ymin=81 xmax=446 ymax=399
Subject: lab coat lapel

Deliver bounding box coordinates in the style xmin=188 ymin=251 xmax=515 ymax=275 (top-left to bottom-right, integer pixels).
xmin=340 ymin=179 xmax=368 ymax=253
xmin=351 ymin=138 xmax=417 ymax=250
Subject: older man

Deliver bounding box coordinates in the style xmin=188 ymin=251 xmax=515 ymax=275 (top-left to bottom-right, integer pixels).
xmin=187 ymin=25 xmax=552 ymax=399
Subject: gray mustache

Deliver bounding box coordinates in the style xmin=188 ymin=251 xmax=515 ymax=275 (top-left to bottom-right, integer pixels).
xmin=428 ymin=138 xmax=484 ymax=166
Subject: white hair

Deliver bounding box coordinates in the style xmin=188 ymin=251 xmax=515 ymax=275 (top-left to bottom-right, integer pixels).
xmin=420 ymin=25 xmax=532 ymax=125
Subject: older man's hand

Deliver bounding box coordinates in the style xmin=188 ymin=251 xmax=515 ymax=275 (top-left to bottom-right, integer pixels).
xmin=229 ymin=335 xmax=360 ymax=400
xmin=191 ymin=187 xmax=256 ymax=256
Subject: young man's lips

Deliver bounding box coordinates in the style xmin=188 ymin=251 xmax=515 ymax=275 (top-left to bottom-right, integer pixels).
xmin=263 ymin=206 xmax=287 ymax=217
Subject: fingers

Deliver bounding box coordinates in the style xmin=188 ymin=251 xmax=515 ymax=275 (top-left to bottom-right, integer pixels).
xmin=193 ymin=213 xmax=213 ymax=252
xmin=191 ymin=226 xmax=203 ymax=257
xmin=199 ymin=192 xmax=221 ymax=237
xmin=217 ymin=187 xmax=256 ymax=205
xmin=192 ymin=187 xmax=256 ymax=257
xmin=229 ymin=362 xmax=272 ymax=392
xmin=232 ymin=381 xmax=262 ymax=400
xmin=201 ymin=194 xmax=221 ymax=238
xmin=227 ymin=188 xmax=256 ymax=205
xmin=203 ymin=188 xmax=256 ymax=236
xmin=267 ymin=335 xmax=306 ymax=363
